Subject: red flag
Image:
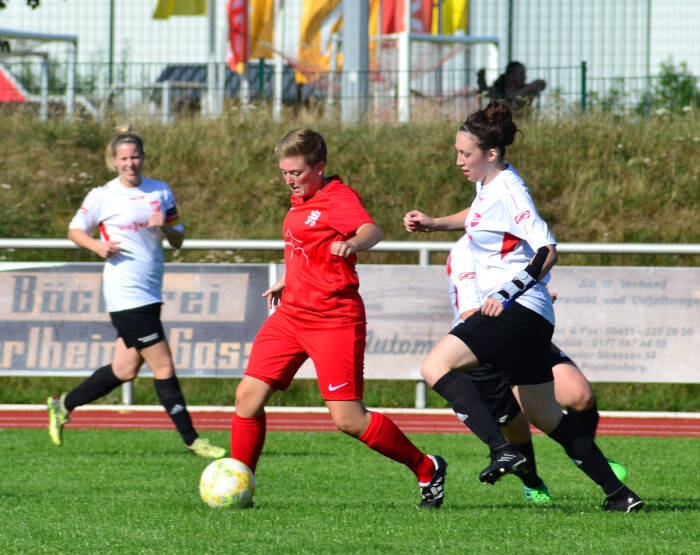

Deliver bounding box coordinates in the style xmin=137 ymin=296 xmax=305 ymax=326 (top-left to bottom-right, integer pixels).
xmin=381 ymin=0 xmax=432 ymax=33
xmin=227 ymin=0 xmax=249 ymax=73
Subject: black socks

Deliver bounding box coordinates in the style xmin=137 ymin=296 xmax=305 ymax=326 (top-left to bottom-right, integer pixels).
xmin=433 ymin=369 xmax=509 ymax=453
xmin=154 ymin=376 xmax=198 ymax=446
xmin=548 ymin=413 xmax=621 ymax=495
xmin=64 ymin=365 xmax=123 ymax=412
xmin=512 ymin=439 xmax=544 ymax=488
xmin=568 ymin=401 xmax=600 ymax=438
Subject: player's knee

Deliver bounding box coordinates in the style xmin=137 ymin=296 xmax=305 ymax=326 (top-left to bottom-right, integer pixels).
xmin=420 ymin=361 xmax=448 ymax=388
xmin=333 ymin=416 xmax=363 ymax=437
xmin=567 ymin=388 xmax=596 ymax=412
xmin=233 ymin=380 xmax=266 ymax=418
xmin=113 ymin=365 xmax=139 ymax=381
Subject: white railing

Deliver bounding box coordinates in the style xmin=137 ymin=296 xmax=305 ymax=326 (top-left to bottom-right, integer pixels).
xmin=1 ymin=239 xmax=698 ymax=267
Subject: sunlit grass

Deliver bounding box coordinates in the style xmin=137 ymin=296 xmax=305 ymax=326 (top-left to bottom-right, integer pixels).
xmin=1 ymin=428 xmax=697 ymax=554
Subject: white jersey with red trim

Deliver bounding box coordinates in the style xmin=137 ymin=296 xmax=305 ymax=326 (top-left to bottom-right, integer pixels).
xmin=465 ymin=163 xmax=556 ymax=323
xmin=446 ymin=233 xmax=480 ymax=328
xmin=69 ymin=176 xmax=184 ymax=312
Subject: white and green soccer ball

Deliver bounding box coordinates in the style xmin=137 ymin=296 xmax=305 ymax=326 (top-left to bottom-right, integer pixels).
xmin=199 ymin=457 xmax=255 ymax=509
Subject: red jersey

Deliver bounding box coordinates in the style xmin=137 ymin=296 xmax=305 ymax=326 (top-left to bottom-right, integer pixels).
xmin=278 ymin=176 xmax=375 ymax=323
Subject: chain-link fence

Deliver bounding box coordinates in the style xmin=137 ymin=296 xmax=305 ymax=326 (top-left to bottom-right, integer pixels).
xmin=1 ymin=0 xmax=697 ymax=121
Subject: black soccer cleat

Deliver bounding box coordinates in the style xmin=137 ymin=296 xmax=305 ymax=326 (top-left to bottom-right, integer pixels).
xmin=420 ymin=455 xmax=447 ymax=508
xmin=479 ymin=448 xmax=530 ymax=485
xmin=603 ymin=486 xmax=643 ymax=513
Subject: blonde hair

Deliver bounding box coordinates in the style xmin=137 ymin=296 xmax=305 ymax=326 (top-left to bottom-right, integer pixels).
xmin=274 ymin=128 xmax=327 ymax=167
xmin=104 ymin=124 xmax=145 ymax=171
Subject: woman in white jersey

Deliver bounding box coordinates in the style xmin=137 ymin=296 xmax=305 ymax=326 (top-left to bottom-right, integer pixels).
xmin=405 ymin=101 xmax=642 ymax=512
xmin=446 ymin=234 xmax=628 ymax=503
xmin=47 ymin=126 xmax=225 ymax=460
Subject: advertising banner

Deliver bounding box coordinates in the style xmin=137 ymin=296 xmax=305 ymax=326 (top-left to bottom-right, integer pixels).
xmin=0 ymin=263 xmax=268 ymax=377
xmin=1 ymin=263 xmax=697 ymax=383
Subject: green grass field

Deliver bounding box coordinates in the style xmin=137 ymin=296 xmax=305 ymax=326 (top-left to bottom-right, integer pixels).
xmin=2 ymin=428 xmax=697 ymax=554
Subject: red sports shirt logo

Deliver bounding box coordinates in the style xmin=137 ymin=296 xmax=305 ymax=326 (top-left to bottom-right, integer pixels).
xmin=515 ymin=210 xmax=531 ymax=224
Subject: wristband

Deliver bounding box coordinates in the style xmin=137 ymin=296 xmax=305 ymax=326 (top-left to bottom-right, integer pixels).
xmin=491 ymin=270 xmax=536 ymax=308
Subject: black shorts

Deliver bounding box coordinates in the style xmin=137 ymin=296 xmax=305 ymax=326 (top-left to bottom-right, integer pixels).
xmin=109 ymin=303 xmax=165 ymax=349
xmin=468 ymin=364 xmax=521 ymax=425
xmin=549 ymin=342 xmax=573 ymax=367
xmin=450 ymin=302 xmax=554 ymax=386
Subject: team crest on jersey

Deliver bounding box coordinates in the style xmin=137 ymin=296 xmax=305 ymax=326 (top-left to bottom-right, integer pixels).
xmin=469 ymin=212 xmax=482 ymax=227
xmin=515 ymin=210 xmax=531 ymax=223
xmin=304 ymin=210 xmax=322 ymax=227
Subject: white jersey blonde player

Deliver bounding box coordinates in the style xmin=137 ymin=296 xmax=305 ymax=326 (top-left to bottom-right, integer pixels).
xmin=47 ymin=127 xmax=225 ymax=460
xmin=69 ymin=176 xmax=182 ymax=312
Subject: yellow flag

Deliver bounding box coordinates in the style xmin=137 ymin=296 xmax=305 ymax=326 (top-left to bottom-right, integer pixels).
xmin=153 ymin=0 xmax=207 ymax=20
xmin=250 ymin=0 xmax=274 ymax=59
xmin=296 ymin=0 xmax=343 ymax=84
xmin=431 ymin=0 xmax=468 ymax=35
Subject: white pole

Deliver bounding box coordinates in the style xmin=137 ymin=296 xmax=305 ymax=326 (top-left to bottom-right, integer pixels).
xmin=273 ymin=0 xmax=285 ymax=122
xmin=397 ymin=0 xmax=411 ymax=122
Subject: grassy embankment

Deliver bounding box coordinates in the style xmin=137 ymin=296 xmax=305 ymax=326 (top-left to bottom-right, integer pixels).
xmin=0 ymin=107 xmax=698 ymax=410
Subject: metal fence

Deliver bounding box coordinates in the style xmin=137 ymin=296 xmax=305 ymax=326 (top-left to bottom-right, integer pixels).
xmin=2 ymin=56 xmax=697 ymax=123
xmin=1 ymin=0 xmax=697 ymax=122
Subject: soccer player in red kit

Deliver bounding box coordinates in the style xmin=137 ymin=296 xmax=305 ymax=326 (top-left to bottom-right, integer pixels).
xmin=230 ymin=128 xmax=446 ymax=508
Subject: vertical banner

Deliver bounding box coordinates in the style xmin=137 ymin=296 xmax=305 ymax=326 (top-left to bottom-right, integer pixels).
xmin=227 ymin=0 xmax=249 ymax=73
xmin=249 ymin=0 xmax=274 ymax=59
xmin=431 ymin=0 xmax=469 ymax=35
xmin=381 ymin=0 xmax=432 ymax=33
xmin=296 ymin=0 xmax=343 ymax=84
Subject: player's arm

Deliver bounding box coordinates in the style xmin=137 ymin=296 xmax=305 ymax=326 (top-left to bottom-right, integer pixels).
xmin=331 ymin=223 xmax=382 ymax=257
xmin=161 ymin=222 xmax=185 ymax=249
xmin=482 ymin=244 xmax=558 ymax=317
xmin=404 ymin=208 xmax=470 ymax=233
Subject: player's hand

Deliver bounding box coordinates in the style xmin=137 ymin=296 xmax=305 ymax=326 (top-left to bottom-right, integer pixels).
xmin=95 ymin=240 xmax=122 ymax=259
xmin=481 ymin=297 xmax=504 ymax=317
xmin=148 ymin=206 xmax=165 ymax=228
xmin=330 ymin=241 xmax=357 ymax=258
xmin=403 ymin=210 xmax=433 ymax=233
xmin=262 ymin=280 xmax=285 ymax=309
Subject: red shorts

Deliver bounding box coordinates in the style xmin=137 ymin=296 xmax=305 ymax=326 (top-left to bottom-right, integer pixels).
xmin=245 ymin=309 xmax=365 ymax=401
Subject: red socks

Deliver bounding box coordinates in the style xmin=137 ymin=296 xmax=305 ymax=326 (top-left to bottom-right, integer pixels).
xmin=230 ymin=412 xmax=266 ymax=473
xmin=359 ymin=411 xmax=435 ymax=483
xmin=231 ymin=410 xmax=435 ymax=482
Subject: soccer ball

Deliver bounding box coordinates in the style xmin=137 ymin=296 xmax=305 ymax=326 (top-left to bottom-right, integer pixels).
xmin=199 ymin=458 xmax=255 ymax=509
